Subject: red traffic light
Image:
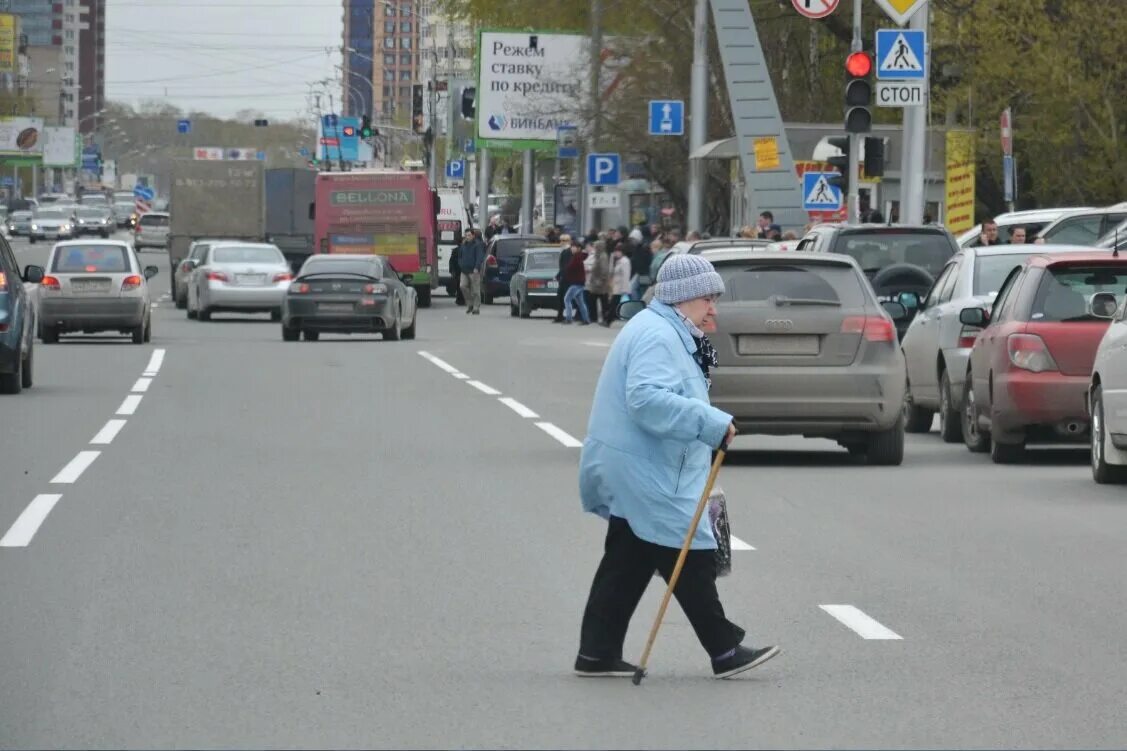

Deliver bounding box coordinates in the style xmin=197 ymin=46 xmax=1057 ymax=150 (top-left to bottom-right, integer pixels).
xmin=342 ymin=125 xmax=356 ymax=137
xmin=845 ymin=51 xmax=872 ymax=78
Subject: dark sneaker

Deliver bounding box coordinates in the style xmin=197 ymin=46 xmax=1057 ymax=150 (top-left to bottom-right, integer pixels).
xmin=574 ymin=655 xmax=638 ymax=678
xmin=712 ymin=645 xmax=781 ymax=679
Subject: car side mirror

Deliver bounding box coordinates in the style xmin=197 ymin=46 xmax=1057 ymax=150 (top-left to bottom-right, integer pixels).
xmin=882 ymin=301 xmax=908 ymax=321
xmin=959 ymin=307 xmax=988 ymax=327
xmin=400 ymin=273 xmax=414 ymax=285
xmin=23 ymin=264 xmax=44 ymax=283
xmin=618 ymin=299 xmax=646 ymax=321
xmin=897 ymin=291 xmax=920 ymax=310
xmin=1089 ymin=292 xmax=1118 ymax=319
xmin=144 ymin=265 xmax=159 ymax=280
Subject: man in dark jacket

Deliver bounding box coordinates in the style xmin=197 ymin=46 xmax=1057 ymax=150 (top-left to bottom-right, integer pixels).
xmin=553 ymin=239 xmax=574 ymax=323
xmin=449 ymin=238 xmax=464 ymax=305
xmin=459 ymin=229 xmax=487 ymax=315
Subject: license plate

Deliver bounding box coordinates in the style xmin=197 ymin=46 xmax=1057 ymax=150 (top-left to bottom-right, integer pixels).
xmin=236 ymin=274 xmax=266 ymax=285
xmin=737 ymin=334 xmax=819 ymax=356
xmin=71 ymin=279 xmax=110 ymax=293
xmin=547 ymin=280 xmax=558 ymax=289
xmin=318 ymin=303 xmax=354 ymax=312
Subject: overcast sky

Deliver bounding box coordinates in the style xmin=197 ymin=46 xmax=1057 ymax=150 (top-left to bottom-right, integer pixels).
xmin=105 ymin=0 xmax=343 ymax=123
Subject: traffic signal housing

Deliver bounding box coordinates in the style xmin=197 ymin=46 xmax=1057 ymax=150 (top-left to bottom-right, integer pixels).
xmin=411 ymin=84 xmax=425 ymax=135
xmin=360 ymin=115 xmax=373 ymax=139
xmin=461 ymin=86 xmax=476 ymax=120
xmin=254 ymin=118 xmax=269 ymax=127
xmin=863 ymin=136 xmax=886 ymax=178
xmin=826 ymin=135 xmax=851 ymax=195
xmin=844 ymin=51 xmax=872 ymax=134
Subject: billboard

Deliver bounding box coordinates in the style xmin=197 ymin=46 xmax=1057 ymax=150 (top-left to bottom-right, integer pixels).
xmin=0 ymin=14 xmax=18 ymax=74
xmin=0 ymin=117 xmax=44 ymax=157
xmin=476 ymin=31 xmax=585 ymax=149
xmin=193 ymin=147 xmax=224 ymax=160
xmin=42 ymin=126 xmax=79 ymax=167
xmin=945 ymin=131 xmax=976 ymax=235
xmin=319 ymin=115 xmax=359 ymax=162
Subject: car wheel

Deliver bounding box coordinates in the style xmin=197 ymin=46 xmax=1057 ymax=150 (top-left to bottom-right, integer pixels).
xmin=198 ymin=306 xmax=212 ymax=322
xmin=1091 ymin=386 xmax=1127 ymax=484
xmin=40 ymin=324 xmax=58 ymax=344
xmin=510 ymin=297 xmax=519 ymax=317
xmin=938 ymin=369 xmax=963 ymax=443
xmin=303 ymin=330 xmax=319 ymax=341
xmin=864 ymin=421 xmax=904 ymax=466
xmin=175 ymin=288 xmax=187 ymax=309
xmin=961 ymin=375 xmax=991 ymax=453
xmin=143 ymin=318 xmax=152 ymax=343
xmin=519 ymin=295 xmax=532 ymax=318
xmin=270 ymin=309 xmax=282 ymax=322
xmin=383 ymin=312 xmax=402 ymax=341
xmin=28 ymin=236 xmax=35 ymax=244
xmin=282 ymin=324 xmax=300 ymax=341
xmin=0 ymin=345 xmax=22 ymax=394
xmin=902 ymin=377 xmax=933 ymax=433
xmin=20 ymin=339 xmax=32 ymax=388
xmin=416 ymin=286 xmax=431 ymax=308
xmin=131 ymin=323 xmax=145 ymax=344
xmin=482 ymin=291 xmax=494 ymax=305
xmin=402 ymin=312 xmax=417 ymax=340
xmin=990 ymin=436 xmax=1025 ymax=464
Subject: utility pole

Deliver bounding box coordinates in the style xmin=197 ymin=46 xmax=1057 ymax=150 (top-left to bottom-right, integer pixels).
xmin=478 ymin=147 xmax=491 ymax=226
xmin=582 ymin=0 xmax=603 ymax=234
xmin=848 ymin=0 xmax=862 ymax=224
xmin=520 ymin=150 xmax=534 ymax=233
xmin=899 ymin=1 xmax=929 ymax=223
xmin=687 ymin=0 xmax=708 ymax=233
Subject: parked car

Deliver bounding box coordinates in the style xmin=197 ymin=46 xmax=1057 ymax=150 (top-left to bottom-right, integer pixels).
xmin=74 ymin=206 xmax=114 ymax=237
xmin=186 ymin=242 xmax=292 ymax=321
xmin=7 ymin=210 xmax=32 ymax=236
xmin=38 ymin=240 xmax=158 ymax=344
xmin=625 ymin=250 xmax=910 ymax=464
xmin=133 ymin=211 xmax=170 ymax=251
xmin=1096 ymin=218 xmax=1127 ymax=252
xmin=509 ymin=247 xmax=562 ymax=318
xmin=901 ymin=244 xmax=1098 ymax=441
xmin=686 ymin=238 xmax=772 ymax=255
xmin=1035 ymin=204 xmax=1127 ymax=246
xmin=0 ymin=234 xmax=42 ymax=393
xmin=957 ymin=208 xmax=1090 ymax=248
xmin=960 ymin=252 xmax=1127 ymax=463
xmin=281 ymin=253 xmax=417 ymax=341
xmin=482 ymin=234 xmax=545 ymax=304
xmin=29 ymin=206 xmax=77 ymax=244
xmin=1087 ymin=291 xmax=1127 ymax=483
xmin=794 ymin=223 xmax=959 ymax=338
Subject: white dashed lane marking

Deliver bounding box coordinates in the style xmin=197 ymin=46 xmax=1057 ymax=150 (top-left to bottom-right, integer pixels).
xmin=535 ymin=422 xmax=583 ymax=448
xmin=467 ymin=380 xmax=501 ymax=396
xmin=90 ymin=419 xmax=127 ymax=445
xmin=820 ymin=605 xmax=903 ymax=640
xmin=116 ymin=395 xmax=143 ymax=415
xmin=131 ymin=377 xmax=152 ymax=393
xmin=498 ymin=397 xmax=539 ymax=419
xmin=50 ymin=451 xmax=101 ymax=484
xmin=0 ymin=495 xmax=63 ymax=547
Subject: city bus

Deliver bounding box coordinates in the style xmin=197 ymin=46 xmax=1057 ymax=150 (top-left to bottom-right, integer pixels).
xmin=311 ymin=170 xmax=439 ymax=306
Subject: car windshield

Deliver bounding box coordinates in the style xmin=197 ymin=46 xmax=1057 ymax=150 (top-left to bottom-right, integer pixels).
xmin=81 ymin=196 xmax=107 ymax=204
xmin=213 ymin=246 xmax=282 ymax=264
xmin=833 ymin=231 xmax=955 ymax=278
xmin=114 ymin=202 xmax=133 ymax=211
xmin=494 ymin=238 xmax=541 ymax=259
xmin=1031 ymin=265 xmax=1127 ymax=322
xmin=301 ymin=259 xmax=381 ymax=277
xmin=974 ymin=253 xmax=1036 ymax=296
xmin=36 ymin=209 xmax=68 ymax=220
xmin=139 ymin=214 xmax=169 ymax=227
xmin=78 ymin=208 xmax=105 ymax=218
xmin=12 ymin=211 xmax=30 ymax=220
xmin=52 ymin=245 xmax=130 ymax=273
xmin=714 ymin=262 xmax=867 ymax=307
xmin=525 ymin=251 xmax=559 ymax=271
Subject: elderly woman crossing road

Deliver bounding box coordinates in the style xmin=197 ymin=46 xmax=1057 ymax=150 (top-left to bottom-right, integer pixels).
xmin=574 ymin=254 xmax=781 ymax=679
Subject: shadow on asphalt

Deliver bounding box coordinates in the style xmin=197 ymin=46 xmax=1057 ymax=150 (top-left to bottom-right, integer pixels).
xmin=724 ymin=450 xmax=862 ymax=467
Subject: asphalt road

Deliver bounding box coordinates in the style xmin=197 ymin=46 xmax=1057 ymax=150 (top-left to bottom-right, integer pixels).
xmin=4 ymin=232 xmax=1127 ymax=748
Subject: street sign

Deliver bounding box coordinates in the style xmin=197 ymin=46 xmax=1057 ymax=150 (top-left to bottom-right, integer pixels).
xmin=753 ymin=136 xmax=780 ymax=170
xmin=464 ymin=137 xmax=475 ymax=154
xmin=256 ymin=151 xmax=266 ymax=161
xmin=588 ymin=192 xmax=620 ymax=209
xmin=177 ymin=119 xmax=191 ymax=134
xmin=557 ymin=125 xmax=579 ymax=158
xmin=134 ymin=184 xmax=155 ymax=201
xmin=324 ymin=113 xmax=338 ymax=127
xmin=876 ymin=29 xmax=926 ymax=80
xmin=877 ymin=81 xmax=925 ymax=107
xmin=873 ymin=0 xmax=927 ymax=26
xmin=586 ymin=153 xmax=620 ymax=186
xmin=1003 ymin=154 xmax=1015 ymax=203
xmin=802 ymin=172 xmax=843 ymax=211
xmin=445 ymin=159 xmax=465 ymax=179
xmin=648 ymin=100 xmax=684 ymax=136
xmin=299 ymin=147 xmax=310 ymax=157
xmin=790 ymin=0 xmax=840 ymax=19
xmin=1000 ymin=107 xmax=1013 ymax=156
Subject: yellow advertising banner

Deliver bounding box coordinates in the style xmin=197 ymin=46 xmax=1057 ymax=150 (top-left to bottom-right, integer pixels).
xmin=0 ymin=14 xmax=17 ymax=74
xmin=945 ymin=131 xmax=976 ymax=235
xmin=753 ymin=136 xmax=780 ymax=171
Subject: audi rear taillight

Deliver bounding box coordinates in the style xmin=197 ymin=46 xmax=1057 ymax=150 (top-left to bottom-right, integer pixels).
xmin=841 ymin=315 xmax=896 ymax=342
xmin=1007 ymin=333 xmax=1058 ymax=373
xmin=121 ymin=275 xmax=142 ymax=290
xmin=289 ymin=282 xmax=310 ymax=294
xmin=41 ymin=275 xmax=60 ymax=290
xmin=206 ymin=271 xmax=228 ymax=282
xmin=273 ymin=272 xmax=293 ymax=283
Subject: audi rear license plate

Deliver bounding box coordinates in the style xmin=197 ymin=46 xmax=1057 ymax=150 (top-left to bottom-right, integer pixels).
xmin=318 ymin=303 xmax=354 ymax=312
xmin=236 ymin=274 xmax=267 ymax=285
xmin=737 ymin=334 xmax=819 ymax=356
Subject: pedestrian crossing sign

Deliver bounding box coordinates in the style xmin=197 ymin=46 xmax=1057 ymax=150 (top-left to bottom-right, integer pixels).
xmin=802 ymin=172 xmax=842 ymax=211
xmin=875 ymin=29 xmax=926 ymax=80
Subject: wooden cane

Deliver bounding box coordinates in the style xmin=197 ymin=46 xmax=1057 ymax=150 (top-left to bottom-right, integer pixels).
xmin=632 ymin=447 xmax=727 ymax=685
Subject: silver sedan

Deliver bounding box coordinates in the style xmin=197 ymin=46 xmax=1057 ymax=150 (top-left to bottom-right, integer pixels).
xmin=187 ymin=242 xmax=292 ymax=321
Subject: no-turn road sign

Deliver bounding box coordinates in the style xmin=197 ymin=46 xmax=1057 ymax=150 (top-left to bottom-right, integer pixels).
xmin=790 ymin=0 xmax=840 ymax=19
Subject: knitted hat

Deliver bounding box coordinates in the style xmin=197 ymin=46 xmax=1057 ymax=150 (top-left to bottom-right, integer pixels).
xmin=654 ymin=254 xmax=725 ymax=304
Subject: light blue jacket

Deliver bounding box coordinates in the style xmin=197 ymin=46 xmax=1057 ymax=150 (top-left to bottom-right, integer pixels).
xmin=579 ymin=300 xmax=733 ymax=549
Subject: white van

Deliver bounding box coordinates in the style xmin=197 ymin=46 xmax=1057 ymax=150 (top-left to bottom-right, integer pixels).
xmin=437 ymin=188 xmax=474 ymax=295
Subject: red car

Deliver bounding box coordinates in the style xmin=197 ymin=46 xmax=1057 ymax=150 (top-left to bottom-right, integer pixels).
xmin=959 ymin=252 xmax=1126 ymax=463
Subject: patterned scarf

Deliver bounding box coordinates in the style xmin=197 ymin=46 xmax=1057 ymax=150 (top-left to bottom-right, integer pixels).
xmin=695 ymin=335 xmax=719 ymax=390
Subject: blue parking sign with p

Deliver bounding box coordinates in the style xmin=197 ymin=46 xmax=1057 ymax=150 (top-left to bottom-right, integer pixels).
xmin=446 ymin=159 xmax=465 ymax=179
xmin=587 ymin=153 xmax=620 ymax=186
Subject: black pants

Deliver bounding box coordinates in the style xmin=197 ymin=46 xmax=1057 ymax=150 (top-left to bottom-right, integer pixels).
xmin=579 ymin=516 xmax=745 ymax=660
xmin=605 ymin=294 xmax=621 ymax=324
xmin=555 ymin=283 xmax=566 ymax=319
xmin=584 ymin=291 xmax=608 ymax=323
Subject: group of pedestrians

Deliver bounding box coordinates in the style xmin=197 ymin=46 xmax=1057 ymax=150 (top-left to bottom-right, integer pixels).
xmin=547 ymin=229 xmax=636 ymax=326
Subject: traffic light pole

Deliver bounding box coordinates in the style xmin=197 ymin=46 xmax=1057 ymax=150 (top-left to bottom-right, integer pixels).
xmin=686 ymin=0 xmax=708 ymax=234
xmin=848 ymin=0 xmax=862 ymax=224
xmin=899 ymin=1 xmax=929 ymax=224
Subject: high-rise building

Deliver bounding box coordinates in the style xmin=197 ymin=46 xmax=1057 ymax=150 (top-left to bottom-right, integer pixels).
xmin=76 ymin=0 xmax=104 ymax=136
xmin=2 ymin=0 xmax=62 ymax=46
xmin=342 ymin=0 xmax=422 ymax=120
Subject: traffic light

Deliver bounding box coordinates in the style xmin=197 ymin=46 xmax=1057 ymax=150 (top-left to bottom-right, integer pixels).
xmin=360 ymin=115 xmax=372 ymax=139
xmin=844 ymin=51 xmax=872 ymax=134
xmin=826 ymin=135 xmax=851 ymax=195
xmin=461 ymin=86 xmax=476 ymax=120
xmin=863 ymin=136 xmax=886 ymax=178
xmin=254 ymin=118 xmax=269 ymax=127
xmin=411 ymin=84 xmax=425 ymax=134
